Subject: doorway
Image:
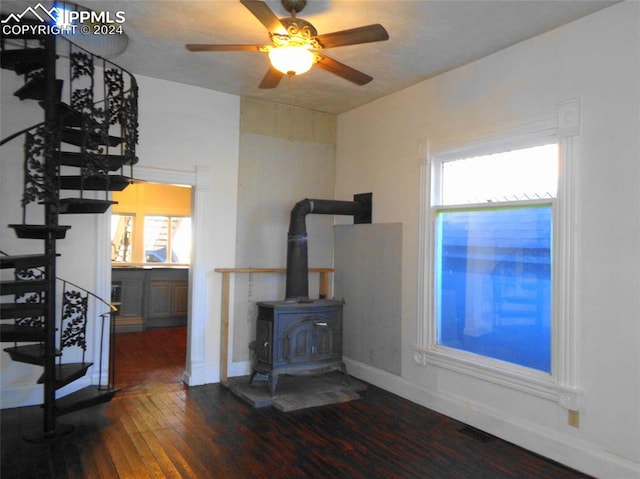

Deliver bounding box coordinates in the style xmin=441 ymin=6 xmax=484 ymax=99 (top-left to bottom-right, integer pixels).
xmin=113 ymin=325 xmax=187 ymax=394
xmin=110 ymin=182 xmax=192 ymax=391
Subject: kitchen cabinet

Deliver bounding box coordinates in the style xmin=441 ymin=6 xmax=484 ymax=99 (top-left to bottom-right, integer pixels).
xmin=112 ymin=267 xmax=188 ymax=332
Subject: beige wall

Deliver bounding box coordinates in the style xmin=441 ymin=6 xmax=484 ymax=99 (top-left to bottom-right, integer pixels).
xmin=229 ymin=98 xmax=338 ymax=366
xmin=113 ymin=183 xmax=192 ymax=217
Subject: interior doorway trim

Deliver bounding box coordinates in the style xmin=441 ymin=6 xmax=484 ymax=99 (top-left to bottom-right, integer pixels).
xmin=96 ymin=165 xmax=208 ymax=387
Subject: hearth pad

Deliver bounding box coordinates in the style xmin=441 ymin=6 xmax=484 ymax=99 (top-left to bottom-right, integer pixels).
xmin=225 ymin=371 xmax=367 ymax=412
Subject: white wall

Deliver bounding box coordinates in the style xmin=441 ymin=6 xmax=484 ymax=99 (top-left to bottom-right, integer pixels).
xmin=134 ymin=75 xmax=240 ymax=386
xmin=335 ymin=2 xmax=639 ymax=478
xmin=0 ymin=67 xmax=240 ymax=404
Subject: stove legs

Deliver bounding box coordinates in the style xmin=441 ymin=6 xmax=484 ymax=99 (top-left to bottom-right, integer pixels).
xmin=269 ymin=374 xmax=279 ymax=397
xmin=250 ymin=364 xmax=349 ymax=397
xmin=248 ymin=369 xmax=278 ymax=396
xmin=339 ymin=362 xmax=350 ymax=386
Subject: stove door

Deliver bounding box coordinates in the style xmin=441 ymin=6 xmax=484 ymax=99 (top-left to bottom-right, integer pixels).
xmin=285 ymin=317 xmax=337 ymax=364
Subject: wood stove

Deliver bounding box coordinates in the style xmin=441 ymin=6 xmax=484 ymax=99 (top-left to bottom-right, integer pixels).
xmin=249 ymin=196 xmax=371 ymax=396
xmin=251 ymin=299 xmax=346 ymax=396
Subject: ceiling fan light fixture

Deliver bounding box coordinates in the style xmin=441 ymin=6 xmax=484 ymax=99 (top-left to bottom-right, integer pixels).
xmin=186 ymin=0 xmax=389 ymax=88
xmin=268 ymin=46 xmax=314 ymax=76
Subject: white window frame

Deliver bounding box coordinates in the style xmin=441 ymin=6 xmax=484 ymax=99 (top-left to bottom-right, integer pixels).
xmin=415 ymin=99 xmax=582 ymax=408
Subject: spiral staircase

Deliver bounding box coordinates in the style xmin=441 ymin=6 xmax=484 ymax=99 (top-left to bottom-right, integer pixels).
xmin=0 ymin=18 xmax=138 ymax=440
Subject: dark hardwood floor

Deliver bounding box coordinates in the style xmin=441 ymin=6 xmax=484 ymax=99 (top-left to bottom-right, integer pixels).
xmin=1 ymin=326 xmax=592 ymax=478
xmin=113 ymin=325 xmax=188 ymax=397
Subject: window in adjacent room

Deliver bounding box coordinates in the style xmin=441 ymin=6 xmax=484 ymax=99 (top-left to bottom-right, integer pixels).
xmin=111 ymin=214 xmax=134 ymax=263
xmin=110 ymin=183 xmax=192 ymax=266
xmin=433 ymin=143 xmax=558 ymax=373
xmin=144 ymin=215 xmax=192 ymax=264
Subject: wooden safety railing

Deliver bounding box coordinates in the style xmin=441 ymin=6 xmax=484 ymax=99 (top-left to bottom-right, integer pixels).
xmin=214 ymin=267 xmax=334 ymax=383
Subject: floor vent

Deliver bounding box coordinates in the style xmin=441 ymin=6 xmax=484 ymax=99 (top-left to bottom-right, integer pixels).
xmin=458 ymin=425 xmax=497 ymax=443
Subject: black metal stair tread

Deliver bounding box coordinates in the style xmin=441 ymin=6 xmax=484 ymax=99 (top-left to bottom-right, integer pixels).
xmin=3 ymin=343 xmax=57 ymax=366
xmin=38 ymin=362 xmax=93 ymax=389
xmin=56 ymin=198 xmax=117 ymax=214
xmin=59 ymin=151 xmax=132 ymax=170
xmin=0 ymin=48 xmax=47 ymax=75
xmin=0 ymin=254 xmax=52 ymax=270
xmin=60 ymin=127 xmax=123 ymax=147
xmin=1 ymin=279 xmax=49 ymax=295
xmin=0 ymin=324 xmax=46 ymax=342
xmin=9 ymin=224 xmax=71 ymax=240
xmin=0 ymin=302 xmax=48 ymax=320
xmin=59 ymin=174 xmax=131 ymax=191
xmin=55 ymin=385 xmax=119 ymax=417
xmin=43 ymin=102 xmax=84 ymax=128
xmin=14 ymin=77 xmax=63 ymax=102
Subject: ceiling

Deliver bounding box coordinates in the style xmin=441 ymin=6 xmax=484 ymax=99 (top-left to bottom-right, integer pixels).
xmin=2 ymin=0 xmax=617 ymax=114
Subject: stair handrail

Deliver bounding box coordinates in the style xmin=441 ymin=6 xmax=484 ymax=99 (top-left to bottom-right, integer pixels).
xmin=60 ymin=275 xmax=117 ymax=313
xmin=1 ymin=30 xmax=139 ymax=216
xmin=1 ymin=18 xmax=129 ymax=434
xmin=0 ymin=250 xmax=116 ymax=313
xmin=0 ymin=121 xmax=45 ymax=147
xmin=1 ymin=30 xmax=139 ymax=160
xmin=61 ymin=32 xmax=139 ymax=166
xmin=0 ymin=27 xmax=139 ymax=111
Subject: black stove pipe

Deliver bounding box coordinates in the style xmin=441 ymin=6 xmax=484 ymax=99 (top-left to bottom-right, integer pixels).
xmin=285 ymin=198 xmax=367 ymax=302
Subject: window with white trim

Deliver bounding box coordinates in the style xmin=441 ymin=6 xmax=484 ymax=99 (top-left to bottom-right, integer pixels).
xmin=416 ymin=102 xmax=582 ymax=402
xmin=434 ymin=144 xmax=558 ymax=373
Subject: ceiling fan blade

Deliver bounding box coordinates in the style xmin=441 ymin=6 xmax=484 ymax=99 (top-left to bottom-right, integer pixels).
xmin=240 ymin=0 xmax=287 ymax=34
xmin=186 ymin=44 xmax=263 ymax=52
xmin=314 ymin=24 xmax=389 ymax=49
xmin=315 ymin=55 xmax=373 ymax=86
xmin=259 ymin=66 xmax=285 ymax=89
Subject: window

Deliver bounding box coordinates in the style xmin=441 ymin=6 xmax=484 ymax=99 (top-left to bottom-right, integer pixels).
xmin=111 ymin=183 xmax=192 ymax=266
xmin=111 ymin=214 xmax=134 ymax=263
xmin=144 ymin=216 xmax=192 ymax=264
xmin=434 ymin=144 xmax=558 ymax=373
xmin=416 ymin=101 xmax=580 ymax=404
xmin=111 ymin=215 xmax=192 ymax=265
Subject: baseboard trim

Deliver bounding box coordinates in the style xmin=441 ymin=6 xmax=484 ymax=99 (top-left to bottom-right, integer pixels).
xmin=183 ymin=359 xmax=218 ymax=386
xmin=1 ymin=383 xmax=42 ymax=409
xmin=1 ymin=376 xmax=93 ymax=410
xmin=343 ymin=357 xmax=640 ymax=479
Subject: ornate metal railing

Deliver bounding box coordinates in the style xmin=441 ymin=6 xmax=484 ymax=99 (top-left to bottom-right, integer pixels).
xmin=64 ymin=38 xmax=138 ymax=167
xmin=1 ymin=32 xmax=138 ymax=219
xmin=60 ymin=282 xmax=89 ymax=357
xmin=22 ymin=123 xmax=59 ymax=210
xmin=3 ymin=250 xmax=117 ymax=388
xmin=1 ymin=12 xmax=136 ymax=432
xmin=13 ymin=260 xmax=47 ymax=329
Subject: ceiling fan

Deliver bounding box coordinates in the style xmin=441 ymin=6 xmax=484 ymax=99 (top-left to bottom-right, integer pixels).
xmin=186 ymin=0 xmax=389 ymax=89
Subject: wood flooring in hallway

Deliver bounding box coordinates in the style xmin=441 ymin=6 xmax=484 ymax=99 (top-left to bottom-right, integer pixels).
xmin=1 ymin=326 xmax=593 ymax=478
xmin=113 ymin=325 xmax=188 ymax=396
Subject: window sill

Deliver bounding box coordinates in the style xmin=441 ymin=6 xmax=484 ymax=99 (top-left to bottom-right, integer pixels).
xmin=112 ymin=263 xmax=189 ymax=269
xmin=413 ymin=346 xmax=581 ymax=409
